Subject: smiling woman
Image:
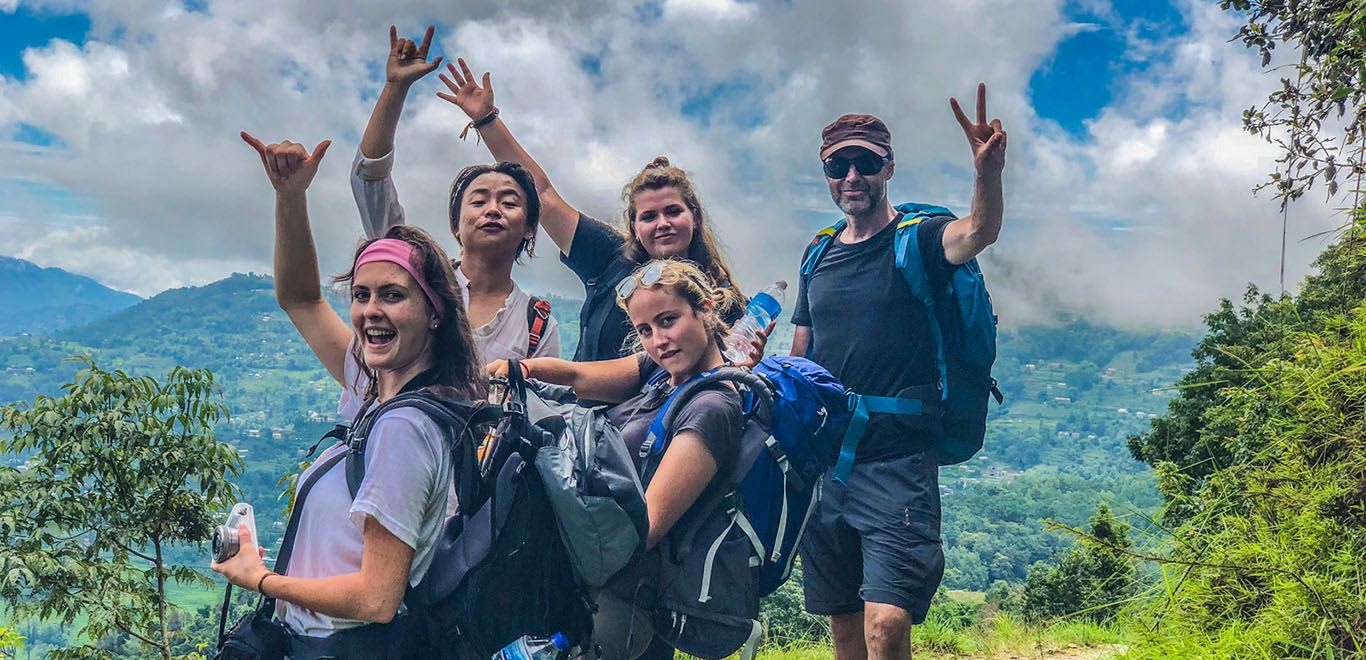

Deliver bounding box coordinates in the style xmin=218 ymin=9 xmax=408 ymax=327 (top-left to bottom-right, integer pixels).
xmin=211 ymin=131 xmax=485 ymax=658
xmin=436 ymin=57 xmax=750 ymax=361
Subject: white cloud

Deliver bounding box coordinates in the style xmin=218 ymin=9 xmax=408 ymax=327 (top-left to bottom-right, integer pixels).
xmin=0 ymin=0 xmax=1344 ymax=330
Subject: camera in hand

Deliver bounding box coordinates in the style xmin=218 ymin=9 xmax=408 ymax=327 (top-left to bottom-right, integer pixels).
xmin=212 ymin=502 xmax=258 ymax=563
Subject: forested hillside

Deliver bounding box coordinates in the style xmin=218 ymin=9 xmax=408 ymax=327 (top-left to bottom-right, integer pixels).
xmin=0 ymin=271 xmax=1192 ymax=599
xmin=0 ymin=257 xmax=140 ymax=336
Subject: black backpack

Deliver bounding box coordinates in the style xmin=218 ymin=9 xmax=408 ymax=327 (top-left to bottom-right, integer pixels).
xmin=342 ymin=389 xmax=595 ymax=659
xmin=599 ymin=373 xmax=765 ymax=660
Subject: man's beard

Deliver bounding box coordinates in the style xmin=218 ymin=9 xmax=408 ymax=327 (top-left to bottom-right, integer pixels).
xmin=834 ymin=183 xmax=883 ymax=216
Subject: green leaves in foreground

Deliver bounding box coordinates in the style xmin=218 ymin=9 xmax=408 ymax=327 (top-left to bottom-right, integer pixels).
xmin=0 ymin=357 xmax=242 ymax=660
xmin=1132 ymin=307 xmax=1366 ymax=657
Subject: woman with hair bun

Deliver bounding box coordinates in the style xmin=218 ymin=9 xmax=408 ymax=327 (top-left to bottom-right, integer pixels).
xmin=437 ymin=58 xmax=767 ymax=363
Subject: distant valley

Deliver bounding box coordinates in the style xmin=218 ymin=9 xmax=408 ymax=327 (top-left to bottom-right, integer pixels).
xmin=0 ymin=267 xmax=1196 ymax=591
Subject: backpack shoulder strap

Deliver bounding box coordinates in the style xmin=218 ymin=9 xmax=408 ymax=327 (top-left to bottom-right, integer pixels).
xmin=526 ymin=296 xmax=553 ymax=357
xmin=273 ymin=448 xmax=348 ymax=577
xmin=798 ymin=219 xmax=848 ymax=279
xmin=344 ymin=391 xmax=492 ymax=500
xmin=639 ymin=367 xmax=772 ymax=484
xmin=892 ymin=203 xmax=957 ymax=397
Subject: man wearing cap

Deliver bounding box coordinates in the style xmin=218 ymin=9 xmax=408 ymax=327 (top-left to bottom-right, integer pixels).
xmin=790 ymin=84 xmax=1006 ymax=659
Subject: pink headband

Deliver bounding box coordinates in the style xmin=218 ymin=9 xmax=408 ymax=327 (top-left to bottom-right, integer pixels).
xmin=353 ymin=239 xmax=446 ymax=315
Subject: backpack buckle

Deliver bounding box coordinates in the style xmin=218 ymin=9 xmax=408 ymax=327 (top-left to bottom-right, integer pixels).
xmin=846 ymin=391 xmax=859 ymax=412
xmin=502 ymin=399 xmax=525 ymax=417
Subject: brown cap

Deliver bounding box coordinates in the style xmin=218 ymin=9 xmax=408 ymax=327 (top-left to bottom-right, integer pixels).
xmin=820 ymin=114 xmax=893 ymax=160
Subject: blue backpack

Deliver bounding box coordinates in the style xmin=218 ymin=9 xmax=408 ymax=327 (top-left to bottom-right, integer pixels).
xmin=641 ymin=356 xmax=851 ymax=597
xmin=800 ymin=202 xmax=1002 ymax=479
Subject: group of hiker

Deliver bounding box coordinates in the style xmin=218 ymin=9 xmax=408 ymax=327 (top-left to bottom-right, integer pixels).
xmin=210 ymin=24 xmax=1007 ymax=660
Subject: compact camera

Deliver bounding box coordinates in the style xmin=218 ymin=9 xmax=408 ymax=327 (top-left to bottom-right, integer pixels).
xmin=212 ymin=502 xmax=258 ymax=563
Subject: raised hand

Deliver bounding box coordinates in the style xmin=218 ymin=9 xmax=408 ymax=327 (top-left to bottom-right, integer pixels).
xmin=241 ymin=132 xmax=332 ymax=195
xmin=949 ymin=83 xmax=1008 ymax=178
xmin=387 ymin=25 xmax=442 ymax=87
xmin=437 ymin=58 xmax=496 ymax=121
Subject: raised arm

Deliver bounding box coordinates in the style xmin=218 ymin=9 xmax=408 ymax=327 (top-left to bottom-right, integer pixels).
xmin=487 ymin=355 xmax=642 ymax=404
xmin=942 ymin=83 xmax=1007 ymax=265
xmin=242 ymin=132 xmax=351 ymax=385
xmin=353 ymin=26 xmax=443 ymax=238
xmin=436 ymin=58 xmax=583 ymax=254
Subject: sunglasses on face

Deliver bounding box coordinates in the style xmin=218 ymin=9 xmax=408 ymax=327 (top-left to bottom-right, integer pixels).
xmin=822 ymin=153 xmax=888 ymax=179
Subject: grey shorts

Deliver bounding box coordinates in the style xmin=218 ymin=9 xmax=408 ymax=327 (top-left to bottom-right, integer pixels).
xmin=799 ymin=451 xmax=945 ymax=623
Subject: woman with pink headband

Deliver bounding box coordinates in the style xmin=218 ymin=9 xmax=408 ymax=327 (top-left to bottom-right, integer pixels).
xmin=213 ymin=132 xmax=483 ymax=656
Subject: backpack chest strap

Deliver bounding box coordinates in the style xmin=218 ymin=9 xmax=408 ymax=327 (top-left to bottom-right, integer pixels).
xmin=833 ymin=393 xmax=939 ymax=485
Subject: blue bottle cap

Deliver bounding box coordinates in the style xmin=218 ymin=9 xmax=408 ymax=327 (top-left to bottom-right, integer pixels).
xmin=550 ymin=632 xmax=570 ymax=650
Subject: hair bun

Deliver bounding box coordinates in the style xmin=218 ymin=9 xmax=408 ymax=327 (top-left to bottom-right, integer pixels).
xmin=648 ymin=156 xmax=671 ymax=169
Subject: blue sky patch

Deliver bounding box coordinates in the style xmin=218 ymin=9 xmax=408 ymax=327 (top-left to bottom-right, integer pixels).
xmin=0 ymin=7 xmax=90 ymax=80
xmin=12 ymin=123 xmax=60 ymax=148
xmin=1028 ymin=0 xmax=1186 ymax=135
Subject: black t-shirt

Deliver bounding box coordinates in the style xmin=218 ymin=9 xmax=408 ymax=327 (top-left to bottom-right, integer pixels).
xmin=606 ymin=355 xmax=743 ymax=497
xmin=561 ymin=214 xmax=638 ymax=362
xmin=791 ymin=215 xmax=957 ymax=461
xmin=562 ymin=214 xmax=748 ymax=363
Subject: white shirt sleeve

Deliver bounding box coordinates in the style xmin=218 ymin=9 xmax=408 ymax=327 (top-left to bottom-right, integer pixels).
xmin=348 ymin=411 xmax=445 ymax=550
xmin=351 ymin=148 xmax=407 ymax=239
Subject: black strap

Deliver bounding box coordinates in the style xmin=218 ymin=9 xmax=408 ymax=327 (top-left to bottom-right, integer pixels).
xmin=345 ymin=393 xmax=500 ymax=505
xmin=273 ymin=448 xmax=349 ymax=577
xmin=341 ymin=369 xmax=444 ymax=498
xmin=398 ymin=368 xmax=441 ymax=395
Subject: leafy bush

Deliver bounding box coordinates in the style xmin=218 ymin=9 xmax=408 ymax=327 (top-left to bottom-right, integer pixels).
xmin=1019 ymin=504 xmax=1137 ymax=623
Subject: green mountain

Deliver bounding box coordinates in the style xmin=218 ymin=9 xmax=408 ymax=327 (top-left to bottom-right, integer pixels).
xmin=0 ymin=273 xmax=1196 ymax=590
xmin=0 ymin=256 xmax=141 ymax=336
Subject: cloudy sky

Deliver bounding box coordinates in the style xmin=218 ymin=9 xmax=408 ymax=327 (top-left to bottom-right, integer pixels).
xmin=0 ymin=0 xmax=1348 ymax=329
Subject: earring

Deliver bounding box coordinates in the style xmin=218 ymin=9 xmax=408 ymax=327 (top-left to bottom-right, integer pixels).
xmin=431 ymin=321 xmax=439 ymax=329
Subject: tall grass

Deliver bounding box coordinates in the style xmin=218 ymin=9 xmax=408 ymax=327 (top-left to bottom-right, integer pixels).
xmin=743 ymin=611 xmax=1131 ymax=659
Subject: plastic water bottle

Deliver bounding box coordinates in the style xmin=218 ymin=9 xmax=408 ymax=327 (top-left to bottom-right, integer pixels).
xmin=723 ymin=281 xmax=787 ymax=363
xmin=491 ymin=632 xmax=570 ymax=660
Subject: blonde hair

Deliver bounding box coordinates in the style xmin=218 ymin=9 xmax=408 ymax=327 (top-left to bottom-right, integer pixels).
xmin=620 ymin=156 xmax=745 ymax=322
xmin=616 ymin=259 xmax=739 ymax=353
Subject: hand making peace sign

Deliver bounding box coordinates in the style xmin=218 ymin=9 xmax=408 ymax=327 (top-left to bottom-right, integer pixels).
xmin=949 ymin=83 xmax=1008 ymax=178
xmin=386 ymin=25 xmax=442 ymax=88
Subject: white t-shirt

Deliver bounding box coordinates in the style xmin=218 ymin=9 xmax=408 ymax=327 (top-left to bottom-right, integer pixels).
xmin=277 ymin=351 xmax=457 ymax=636
xmin=350 ymin=149 xmax=561 ymax=362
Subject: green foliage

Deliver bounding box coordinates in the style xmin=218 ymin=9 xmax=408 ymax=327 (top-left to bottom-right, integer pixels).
xmin=0 ymin=359 xmax=242 ymax=660
xmin=0 ymin=627 xmax=24 ymax=659
xmin=1221 ymin=0 xmax=1366 ymax=201
xmin=1129 ymin=304 xmax=1366 ymax=657
xmin=759 ymin=559 xmax=828 ymax=648
xmin=1130 ymin=214 xmax=1366 ymax=521
xmin=1019 ymin=504 xmax=1138 ymax=623
xmin=940 ymin=471 xmax=1159 ymax=590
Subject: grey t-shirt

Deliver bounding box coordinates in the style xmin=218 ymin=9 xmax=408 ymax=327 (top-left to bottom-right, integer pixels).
xmin=607 ymin=355 xmax=744 ymax=490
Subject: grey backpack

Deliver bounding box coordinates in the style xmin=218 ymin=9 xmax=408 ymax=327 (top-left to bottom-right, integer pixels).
xmin=503 ymin=362 xmax=650 ymax=588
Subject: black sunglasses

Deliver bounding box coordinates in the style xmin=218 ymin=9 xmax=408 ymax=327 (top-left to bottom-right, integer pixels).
xmin=822 ymin=152 xmax=888 ymax=179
